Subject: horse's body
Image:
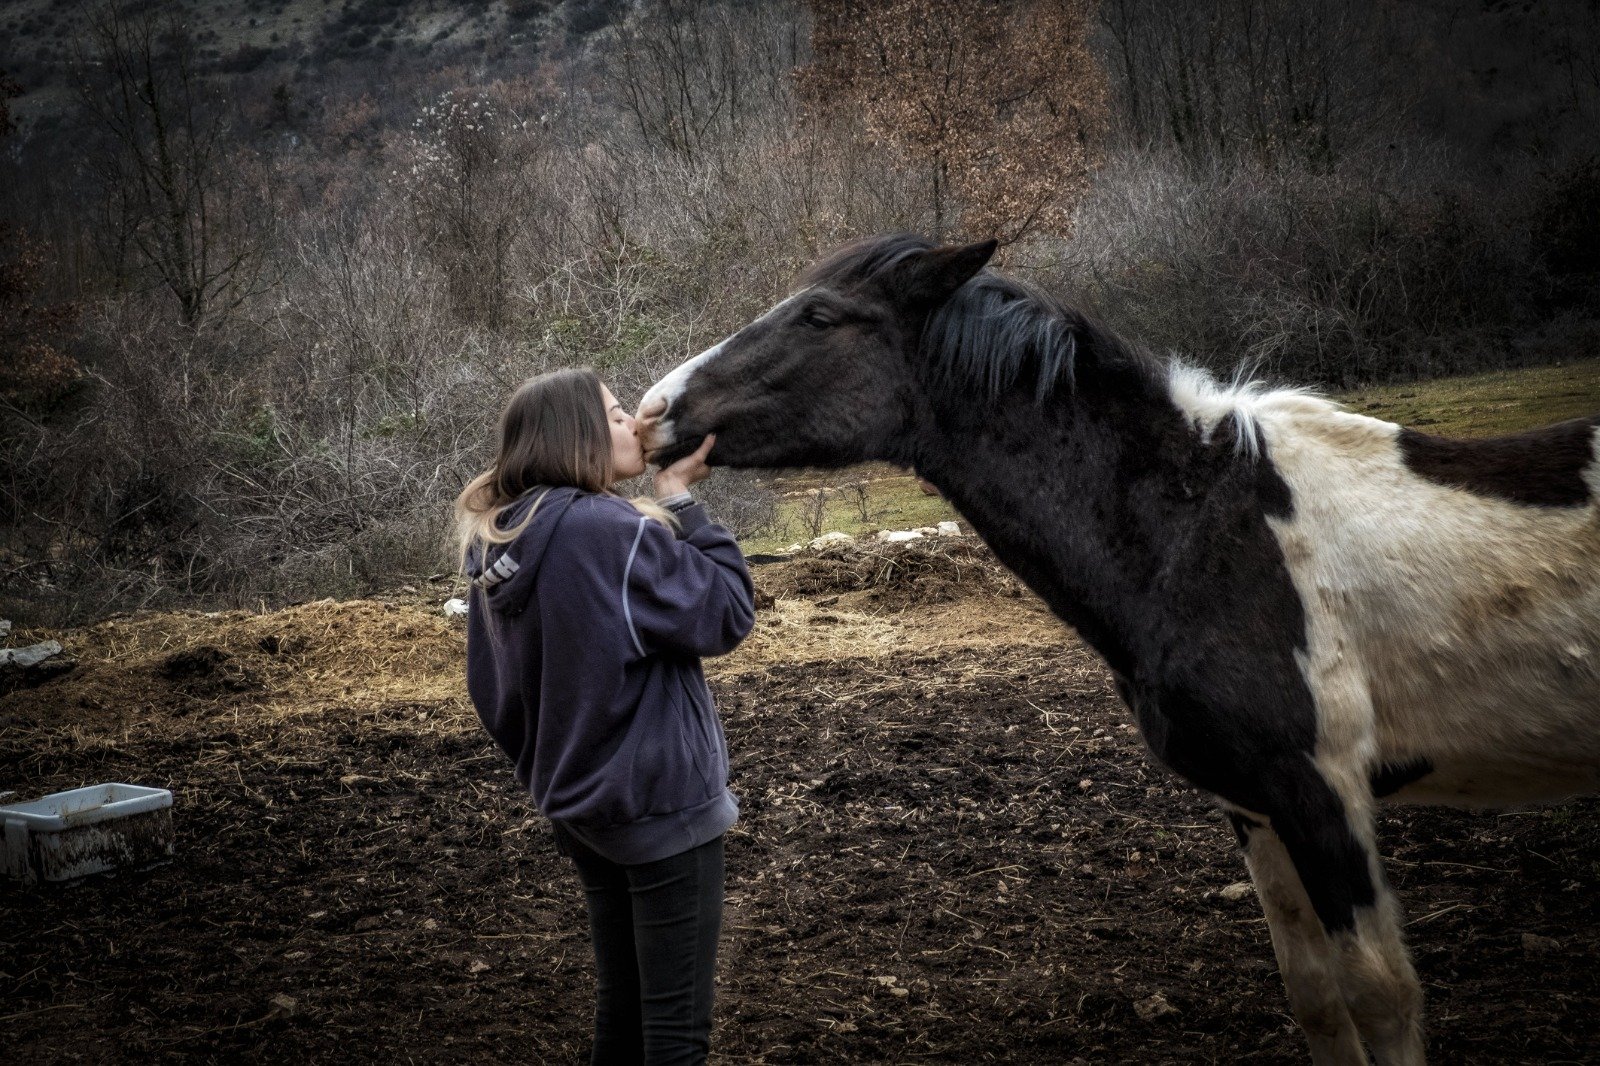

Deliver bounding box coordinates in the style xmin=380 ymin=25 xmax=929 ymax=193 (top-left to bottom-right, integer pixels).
xmin=1257 ymin=396 xmax=1600 ymax=809
xmin=638 ymin=234 xmax=1600 ymax=1065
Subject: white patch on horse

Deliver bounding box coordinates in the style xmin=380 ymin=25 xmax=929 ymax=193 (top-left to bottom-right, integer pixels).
xmin=1233 ymin=814 xmax=1365 ymax=1060
xmin=1256 ymin=400 xmax=1600 ymax=809
xmin=1164 ymin=362 xmax=1324 ymax=458
xmin=638 ymin=290 xmax=812 ymax=444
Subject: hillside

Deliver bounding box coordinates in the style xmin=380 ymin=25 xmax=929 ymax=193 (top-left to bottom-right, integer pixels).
xmin=0 ymin=0 xmax=598 ymax=125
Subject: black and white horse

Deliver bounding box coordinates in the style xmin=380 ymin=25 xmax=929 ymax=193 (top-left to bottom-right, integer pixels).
xmin=639 ymin=234 xmax=1600 ymax=1065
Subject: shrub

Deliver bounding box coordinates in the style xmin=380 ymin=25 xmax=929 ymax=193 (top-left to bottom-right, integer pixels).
xmin=219 ymin=42 xmax=274 ymax=73
xmin=1533 ymin=156 xmax=1600 ymax=290
xmin=1044 ymin=145 xmax=1540 ymax=386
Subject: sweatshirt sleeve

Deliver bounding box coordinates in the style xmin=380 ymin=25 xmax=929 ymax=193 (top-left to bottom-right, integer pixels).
xmin=621 ymin=505 xmax=755 ymax=659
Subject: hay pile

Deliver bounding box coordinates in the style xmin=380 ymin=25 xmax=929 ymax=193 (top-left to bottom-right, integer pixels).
xmin=756 ymin=535 xmax=1023 ymax=609
xmin=1 ymin=598 xmax=471 ymax=734
xmin=3 ymin=539 xmax=1038 ymax=739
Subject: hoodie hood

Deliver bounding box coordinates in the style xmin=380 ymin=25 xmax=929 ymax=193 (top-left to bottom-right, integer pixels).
xmin=467 ymin=486 xmax=585 ymax=616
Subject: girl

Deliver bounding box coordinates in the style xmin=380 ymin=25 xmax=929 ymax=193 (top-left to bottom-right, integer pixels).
xmin=456 ymin=367 xmax=755 ymax=1065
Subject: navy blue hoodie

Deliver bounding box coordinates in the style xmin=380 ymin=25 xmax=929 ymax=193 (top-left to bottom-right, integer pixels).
xmin=465 ymin=486 xmax=755 ymax=865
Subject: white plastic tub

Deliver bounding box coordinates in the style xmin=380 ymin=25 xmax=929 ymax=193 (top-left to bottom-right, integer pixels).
xmin=2 ymin=783 xmax=174 ymax=882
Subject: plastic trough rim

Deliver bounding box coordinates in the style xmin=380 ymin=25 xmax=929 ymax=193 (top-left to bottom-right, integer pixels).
xmin=0 ymin=783 xmax=175 ymax=832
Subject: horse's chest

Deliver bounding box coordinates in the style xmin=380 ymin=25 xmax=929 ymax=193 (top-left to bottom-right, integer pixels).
xmin=1119 ymin=670 xmax=1316 ymax=814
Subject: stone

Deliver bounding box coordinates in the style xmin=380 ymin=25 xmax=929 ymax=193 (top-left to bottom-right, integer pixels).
xmin=1133 ymin=992 xmax=1177 ymax=1021
xmin=0 ymin=640 xmax=62 ymax=669
xmin=1522 ymin=932 xmax=1560 ymax=956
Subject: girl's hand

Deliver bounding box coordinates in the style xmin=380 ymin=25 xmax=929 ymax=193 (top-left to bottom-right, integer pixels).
xmin=653 ymin=434 xmax=715 ymax=499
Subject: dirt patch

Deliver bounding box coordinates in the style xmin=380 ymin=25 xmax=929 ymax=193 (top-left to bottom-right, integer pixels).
xmin=3 ymin=556 xmax=1599 ymax=1063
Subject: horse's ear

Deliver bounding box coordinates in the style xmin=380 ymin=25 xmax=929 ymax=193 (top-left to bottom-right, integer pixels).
xmin=891 ymin=239 xmax=998 ymax=309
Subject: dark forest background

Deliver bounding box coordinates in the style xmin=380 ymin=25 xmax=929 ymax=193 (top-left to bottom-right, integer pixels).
xmin=3 ymin=0 xmax=1599 ymax=624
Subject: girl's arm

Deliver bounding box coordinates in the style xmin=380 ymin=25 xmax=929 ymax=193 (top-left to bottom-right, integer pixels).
xmin=621 ymin=502 xmax=754 ymax=659
xmin=623 ymin=431 xmax=754 ymax=658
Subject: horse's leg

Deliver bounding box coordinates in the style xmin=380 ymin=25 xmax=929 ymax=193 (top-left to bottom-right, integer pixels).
xmin=1267 ymin=764 xmax=1426 ymax=1066
xmin=1318 ymin=768 xmax=1426 ymax=1066
xmin=1226 ymin=808 xmax=1366 ymax=1065
xmin=1332 ymin=886 xmax=1424 ymax=1066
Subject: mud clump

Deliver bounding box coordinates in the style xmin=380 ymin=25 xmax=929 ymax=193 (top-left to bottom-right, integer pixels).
xmin=158 ymin=644 xmax=258 ymax=695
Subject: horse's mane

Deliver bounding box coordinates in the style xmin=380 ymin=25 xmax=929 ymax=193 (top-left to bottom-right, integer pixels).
xmin=799 ymin=233 xmax=1152 ymax=403
xmin=800 ymin=233 xmax=1328 ymax=456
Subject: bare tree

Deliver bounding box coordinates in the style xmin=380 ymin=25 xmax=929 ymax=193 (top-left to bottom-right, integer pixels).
xmin=606 ymin=0 xmax=806 ymax=168
xmin=0 ymin=70 xmax=79 ymax=416
xmin=75 ymin=4 xmax=273 ymax=327
xmin=0 ymin=226 xmax=79 ymax=414
xmin=1098 ymin=0 xmax=1398 ymax=165
xmin=802 ymin=0 xmax=1107 ymax=243
xmin=399 ymin=87 xmax=544 ymax=329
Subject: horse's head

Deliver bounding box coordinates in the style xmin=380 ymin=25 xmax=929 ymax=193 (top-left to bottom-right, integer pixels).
xmin=639 ymin=234 xmax=997 ymax=469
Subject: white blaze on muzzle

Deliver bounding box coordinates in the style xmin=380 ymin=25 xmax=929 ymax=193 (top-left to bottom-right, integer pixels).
xmin=638 ymin=339 xmax=727 ymax=453
xmin=638 ymin=290 xmax=812 ymax=452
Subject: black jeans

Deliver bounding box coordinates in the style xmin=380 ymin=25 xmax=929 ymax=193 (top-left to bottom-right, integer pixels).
xmin=554 ymin=826 xmax=725 ymax=1066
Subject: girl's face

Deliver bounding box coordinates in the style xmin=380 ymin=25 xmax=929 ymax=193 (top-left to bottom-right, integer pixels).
xmin=602 ymin=385 xmax=646 ymax=482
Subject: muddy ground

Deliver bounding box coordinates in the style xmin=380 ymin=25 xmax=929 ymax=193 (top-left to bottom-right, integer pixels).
xmin=3 ymin=539 xmax=1599 ymax=1064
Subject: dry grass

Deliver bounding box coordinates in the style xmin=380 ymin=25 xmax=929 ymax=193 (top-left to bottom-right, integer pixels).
xmin=725 ymin=586 xmax=1065 ymax=677
xmin=755 ymin=536 xmax=1018 ymax=602
xmin=2 ymin=592 xmax=474 ymax=737
xmin=4 ymin=538 xmax=1061 ymax=742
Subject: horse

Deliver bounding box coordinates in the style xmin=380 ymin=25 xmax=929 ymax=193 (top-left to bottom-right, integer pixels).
xmin=636 ymin=233 xmax=1600 ymax=1065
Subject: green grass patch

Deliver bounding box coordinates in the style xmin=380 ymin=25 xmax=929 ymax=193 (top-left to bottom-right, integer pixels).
xmin=741 ymin=358 xmax=1600 ymax=552
xmin=741 ymin=467 xmax=958 ymax=555
xmin=1340 ymin=358 xmax=1600 ymax=438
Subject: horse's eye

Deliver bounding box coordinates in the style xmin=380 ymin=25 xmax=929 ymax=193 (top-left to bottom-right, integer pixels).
xmin=800 ymin=309 xmax=834 ymax=329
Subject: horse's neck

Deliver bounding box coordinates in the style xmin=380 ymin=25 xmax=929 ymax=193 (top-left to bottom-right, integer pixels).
xmin=900 ymin=378 xmax=1242 ymax=677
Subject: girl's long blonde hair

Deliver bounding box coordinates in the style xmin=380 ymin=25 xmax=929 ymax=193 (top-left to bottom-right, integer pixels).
xmin=455 ymin=367 xmax=674 ymax=570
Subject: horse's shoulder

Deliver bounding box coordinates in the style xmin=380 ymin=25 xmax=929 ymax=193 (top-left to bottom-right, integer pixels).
xmin=1397 ymin=414 xmax=1600 ymax=508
